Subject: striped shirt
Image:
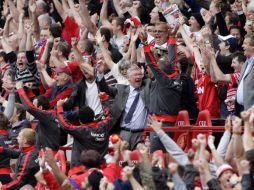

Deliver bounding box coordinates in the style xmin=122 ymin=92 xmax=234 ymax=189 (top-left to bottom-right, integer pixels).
xmin=13 ymin=51 xmax=40 ymax=91
xmin=104 ymin=71 xmax=117 ymax=87
xmin=226 ymin=72 xmax=240 ymax=112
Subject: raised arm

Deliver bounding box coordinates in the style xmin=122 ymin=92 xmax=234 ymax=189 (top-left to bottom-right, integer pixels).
xmin=16 ymin=82 xmax=54 ymax=122
xmin=7 ymin=0 xmax=20 ymax=23
xmin=17 ymin=12 xmax=24 ymax=42
xmin=179 ymin=24 xmax=203 ymax=71
xmin=62 ymin=0 xmax=70 ymax=13
xmin=150 ymin=117 xmax=189 ymax=165
xmin=3 ymin=14 xmax=13 ymax=38
xmin=100 ymin=0 xmax=112 ymax=28
xmin=44 ymin=148 xmax=70 ymax=188
xmin=112 ymin=0 xmax=123 ymax=16
xmin=198 ymin=158 xmax=223 ymax=190
xmin=2 ymin=81 xmax=15 ymax=119
xmin=122 ymin=166 xmax=144 ymax=190
xmin=39 ymin=37 xmax=53 ymax=64
xmin=78 ymin=0 xmax=98 ymax=36
xmin=37 ymin=60 xmax=55 ymax=89
xmin=207 ymin=135 xmax=224 ymax=167
xmin=241 ymin=110 xmax=254 ymax=152
xmin=95 ymin=31 xmax=115 ymax=69
xmin=29 ymin=0 xmax=40 ymax=41
xmin=67 ymin=0 xmax=82 ymax=26
xmin=209 ymin=53 xmax=231 ymax=83
xmin=53 ymin=0 xmax=68 ymax=21
xmin=232 ymin=116 xmax=245 ymax=175
xmin=216 ymin=117 xmax=232 ymax=159
xmin=144 ymin=46 xmax=178 ymax=86
xmin=25 ymin=24 xmax=34 ymax=52
xmin=70 ymin=37 xmax=94 ymax=76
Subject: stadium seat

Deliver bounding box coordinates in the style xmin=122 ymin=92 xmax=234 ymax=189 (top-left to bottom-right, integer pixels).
xmin=192 ymin=109 xmax=212 ymax=139
xmin=195 ymin=109 xmax=212 ymax=126
xmin=173 ymin=110 xmax=190 ymax=152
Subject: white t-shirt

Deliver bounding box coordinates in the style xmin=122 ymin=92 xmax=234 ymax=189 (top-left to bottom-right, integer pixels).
xmin=111 ymin=35 xmax=125 ymax=54
xmin=85 ymin=80 xmax=103 ymax=116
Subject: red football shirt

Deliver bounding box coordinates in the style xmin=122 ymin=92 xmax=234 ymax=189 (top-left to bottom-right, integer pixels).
xmin=196 ymin=74 xmax=220 ymax=118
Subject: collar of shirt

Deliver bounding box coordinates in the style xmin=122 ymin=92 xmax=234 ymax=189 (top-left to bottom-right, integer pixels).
xmin=129 ymin=86 xmax=140 ymax=94
xmin=246 ymin=55 xmax=254 ymax=63
xmin=154 ymin=43 xmax=167 ymax=50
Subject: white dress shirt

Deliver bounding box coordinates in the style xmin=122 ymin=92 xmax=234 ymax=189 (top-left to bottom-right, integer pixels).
xmin=121 ymin=86 xmax=148 ymax=130
xmin=236 ymin=56 xmax=254 ymax=105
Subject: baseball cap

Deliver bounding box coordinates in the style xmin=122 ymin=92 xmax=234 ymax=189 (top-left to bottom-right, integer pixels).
xmin=216 ymin=164 xmax=234 ymax=178
xmin=55 ymin=65 xmax=72 ymax=75
xmin=218 ymin=35 xmax=238 ymax=50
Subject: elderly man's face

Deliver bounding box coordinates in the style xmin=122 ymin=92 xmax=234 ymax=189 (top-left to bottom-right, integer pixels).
xmin=127 ymin=66 xmax=144 ymax=88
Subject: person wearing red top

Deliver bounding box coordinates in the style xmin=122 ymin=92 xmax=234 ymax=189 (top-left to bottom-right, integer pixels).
xmin=43 ymin=65 xmax=74 ymax=108
xmin=0 ymin=128 xmax=39 ymax=190
xmin=209 ymin=51 xmax=246 ymax=114
xmin=196 ymin=73 xmax=220 ymax=118
xmin=0 ymin=52 xmax=10 ymax=78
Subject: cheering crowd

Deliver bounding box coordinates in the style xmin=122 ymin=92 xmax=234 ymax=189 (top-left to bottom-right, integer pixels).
xmin=1 ymin=0 xmax=254 ymax=189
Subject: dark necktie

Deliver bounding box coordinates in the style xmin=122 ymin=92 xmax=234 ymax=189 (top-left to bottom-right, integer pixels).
xmin=124 ymin=90 xmax=140 ymax=124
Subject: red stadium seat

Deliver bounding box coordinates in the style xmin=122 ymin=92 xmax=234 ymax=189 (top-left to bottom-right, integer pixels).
xmin=173 ymin=110 xmax=190 ymax=151
xmin=192 ymin=109 xmax=212 ymax=139
xmin=175 ymin=110 xmax=191 ymax=126
xmin=195 ymin=110 xmax=212 ymax=126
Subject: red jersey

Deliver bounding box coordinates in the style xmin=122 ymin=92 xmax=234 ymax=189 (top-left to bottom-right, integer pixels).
xmin=196 ymin=75 xmax=220 ymax=118
xmin=226 ymin=72 xmax=240 ymax=112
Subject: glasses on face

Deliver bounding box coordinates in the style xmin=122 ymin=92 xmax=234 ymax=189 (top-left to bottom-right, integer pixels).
xmin=153 ymin=30 xmax=167 ymax=34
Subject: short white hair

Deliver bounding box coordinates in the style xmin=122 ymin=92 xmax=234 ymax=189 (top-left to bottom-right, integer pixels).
xmin=126 ymin=64 xmax=140 ymax=77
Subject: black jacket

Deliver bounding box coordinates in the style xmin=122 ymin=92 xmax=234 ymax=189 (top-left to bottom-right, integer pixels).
xmin=8 ymin=120 xmax=31 ymax=146
xmin=57 ymin=106 xmax=112 ymax=167
xmin=63 ymin=78 xmax=88 ymax=111
xmin=0 ymin=130 xmax=11 ymax=170
xmin=18 ymin=88 xmax=62 ymax=150
xmin=0 ymin=146 xmax=39 ymax=190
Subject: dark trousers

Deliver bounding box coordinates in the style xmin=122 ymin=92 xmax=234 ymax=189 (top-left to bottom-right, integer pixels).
xmin=120 ymin=130 xmax=144 ymax=150
xmin=235 ymin=101 xmax=244 ymax=117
